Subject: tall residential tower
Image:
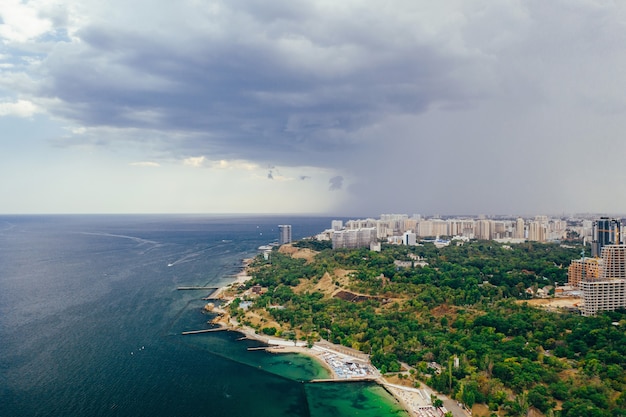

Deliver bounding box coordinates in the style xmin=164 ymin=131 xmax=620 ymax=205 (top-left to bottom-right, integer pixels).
xmin=581 ymin=245 xmax=626 ymax=316
xmin=278 ymin=225 xmax=292 ymax=245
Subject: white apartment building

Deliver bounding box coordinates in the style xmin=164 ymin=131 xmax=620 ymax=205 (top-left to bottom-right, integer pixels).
xmin=581 ymin=245 xmax=626 ymax=316
xmin=332 ymin=228 xmax=377 ymax=249
xmin=581 ymin=278 xmax=626 ymax=316
xmin=403 ymin=231 xmax=417 ymax=246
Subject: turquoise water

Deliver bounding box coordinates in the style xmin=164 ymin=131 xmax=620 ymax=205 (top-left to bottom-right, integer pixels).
xmin=0 ymin=215 xmax=408 ymax=416
xmin=307 ymin=383 xmax=409 ymax=417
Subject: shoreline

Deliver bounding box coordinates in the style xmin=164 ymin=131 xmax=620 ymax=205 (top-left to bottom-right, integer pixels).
xmin=209 ymin=257 xmax=455 ymax=417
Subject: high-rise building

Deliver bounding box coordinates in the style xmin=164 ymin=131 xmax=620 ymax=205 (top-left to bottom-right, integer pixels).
xmin=599 ymin=244 xmax=626 ymax=279
xmin=332 ymin=228 xmax=377 ymax=249
xmin=431 ymin=219 xmax=449 ymax=237
xmin=567 ymin=257 xmax=600 ymax=288
xmin=591 ymin=217 xmax=621 ymax=257
xmin=527 ymin=221 xmax=546 ymax=242
xmin=403 ymin=231 xmax=417 ymax=246
xmin=515 ymin=218 xmax=525 ymax=239
xmin=417 ymin=220 xmax=433 ymax=237
xmin=331 ymin=220 xmax=343 ymax=231
xmin=581 ymin=245 xmax=626 ymax=316
xmin=278 ymin=225 xmax=292 ymax=245
xmin=476 ymin=220 xmax=491 ymax=240
xmin=581 ymin=278 xmax=626 ymax=316
xmin=491 ymin=221 xmax=507 ymax=239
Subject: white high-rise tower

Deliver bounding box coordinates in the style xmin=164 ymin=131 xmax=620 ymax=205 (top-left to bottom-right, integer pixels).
xmin=278 ymin=225 xmax=292 ymax=245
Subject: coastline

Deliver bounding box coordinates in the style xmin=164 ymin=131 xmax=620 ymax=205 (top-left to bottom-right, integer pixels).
xmin=207 ymin=258 xmax=454 ymax=417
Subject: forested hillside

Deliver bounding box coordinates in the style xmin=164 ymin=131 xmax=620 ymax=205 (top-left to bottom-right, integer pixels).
xmin=232 ymin=240 xmax=626 ymax=417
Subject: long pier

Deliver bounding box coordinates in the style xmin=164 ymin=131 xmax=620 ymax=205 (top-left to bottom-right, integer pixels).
xmin=177 ymin=286 xmax=219 ymax=291
xmin=309 ymin=377 xmax=376 ymax=383
xmin=181 ymin=328 xmax=228 ymax=335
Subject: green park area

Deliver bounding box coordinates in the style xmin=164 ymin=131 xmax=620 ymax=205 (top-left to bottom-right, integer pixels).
xmin=230 ymin=239 xmax=626 ymax=417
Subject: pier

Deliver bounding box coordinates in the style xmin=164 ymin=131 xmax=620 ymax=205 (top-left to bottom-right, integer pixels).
xmin=177 ymin=286 xmax=219 ymax=291
xmin=309 ymin=377 xmax=376 ymax=383
xmin=181 ymin=328 xmax=228 ymax=335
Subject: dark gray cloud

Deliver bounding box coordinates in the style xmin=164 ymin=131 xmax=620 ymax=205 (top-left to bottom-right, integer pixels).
xmin=329 ymin=176 xmax=343 ymax=191
xmin=35 ymin=1 xmax=484 ymax=168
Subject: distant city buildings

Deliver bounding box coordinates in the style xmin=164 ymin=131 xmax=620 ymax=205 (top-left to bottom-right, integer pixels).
xmin=331 ymin=214 xmax=568 ymax=243
xmin=278 ymin=225 xmax=292 ymax=245
xmin=309 ymin=213 xmax=626 ymax=317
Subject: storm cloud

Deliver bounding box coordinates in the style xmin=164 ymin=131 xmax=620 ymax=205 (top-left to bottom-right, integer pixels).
xmin=3 ymin=0 xmax=626 ymax=215
xmin=35 ymin=1 xmax=480 ymax=163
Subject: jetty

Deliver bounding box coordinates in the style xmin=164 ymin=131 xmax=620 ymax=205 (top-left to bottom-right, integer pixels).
xmin=309 ymin=377 xmax=376 ymax=383
xmin=177 ymin=286 xmax=219 ymax=291
xmin=181 ymin=328 xmax=228 ymax=335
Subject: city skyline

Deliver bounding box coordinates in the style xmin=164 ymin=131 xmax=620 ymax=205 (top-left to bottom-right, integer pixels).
xmin=3 ymin=1 xmax=626 ymax=215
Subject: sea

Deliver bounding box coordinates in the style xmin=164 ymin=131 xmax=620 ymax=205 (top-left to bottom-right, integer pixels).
xmin=0 ymin=215 xmax=408 ymax=417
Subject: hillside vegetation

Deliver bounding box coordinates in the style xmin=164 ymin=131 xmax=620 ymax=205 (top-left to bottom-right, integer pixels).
xmin=231 ymin=240 xmax=626 ymax=417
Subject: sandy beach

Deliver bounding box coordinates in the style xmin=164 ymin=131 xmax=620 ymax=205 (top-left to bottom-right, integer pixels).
xmin=224 ymin=321 xmax=443 ymax=416
xmin=210 ymin=259 xmax=460 ymax=417
xmin=265 ymin=344 xmax=339 ymax=378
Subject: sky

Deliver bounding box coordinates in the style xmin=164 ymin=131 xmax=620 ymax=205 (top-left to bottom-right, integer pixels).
xmin=2 ymin=0 xmax=626 ymax=216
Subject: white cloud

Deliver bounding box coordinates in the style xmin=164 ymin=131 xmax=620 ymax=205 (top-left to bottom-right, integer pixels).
xmin=70 ymin=126 xmax=87 ymax=134
xmin=0 ymin=0 xmax=54 ymax=43
xmin=0 ymin=99 xmax=39 ymax=117
xmin=130 ymin=161 xmax=160 ymax=167
xmin=210 ymin=159 xmax=259 ymax=170
xmin=183 ymin=156 xmax=206 ymax=167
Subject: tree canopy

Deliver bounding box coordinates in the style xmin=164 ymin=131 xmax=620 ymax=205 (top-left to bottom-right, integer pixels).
xmin=235 ymin=240 xmax=626 ymax=416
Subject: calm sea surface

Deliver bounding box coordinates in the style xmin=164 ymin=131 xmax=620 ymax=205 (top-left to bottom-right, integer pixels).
xmin=0 ymin=215 xmax=407 ymax=417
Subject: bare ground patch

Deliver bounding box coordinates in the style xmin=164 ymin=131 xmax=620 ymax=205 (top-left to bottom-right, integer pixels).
xmin=278 ymin=244 xmax=317 ymax=262
xmin=520 ymin=297 xmax=582 ymax=309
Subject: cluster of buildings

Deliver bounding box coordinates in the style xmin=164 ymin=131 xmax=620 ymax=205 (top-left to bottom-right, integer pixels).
xmin=319 ymin=214 xmax=571 ymax=250
xmin=568 ymin=217 xmax=626 ymax=316
xmin=316 ymin=214 xmax=626 ymax=317
xmin=280 ymin=215 xmax=626 ymax=317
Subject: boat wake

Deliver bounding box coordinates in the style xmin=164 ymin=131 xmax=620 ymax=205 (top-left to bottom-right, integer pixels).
xmin=166 ymin=241 xmax=234 ymax=267
xmin=77 ymin=232 xmax=162 ymax=253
